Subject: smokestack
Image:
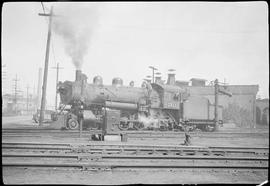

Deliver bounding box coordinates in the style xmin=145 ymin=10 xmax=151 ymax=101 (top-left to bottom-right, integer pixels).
xmin=167 ymin=73 xmax=175 ymax=85
xmin=75 ymin=70 xmax=82 ymax=81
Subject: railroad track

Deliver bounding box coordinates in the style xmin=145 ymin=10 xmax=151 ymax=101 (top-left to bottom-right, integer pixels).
xmin=3 ymin=152 xmax=268 ymax=170
xmin=2 ymin=153 xmax=268 ymax=161
xmin=2 ymin=143 xmax=268 ymax=152
xmin=2 ymin=141 xmax=268 ymax=183
xmin=2 ymin=129 xmax=268 ymax=139
xmin=1 ymin=129 xmax=99 ymax=134
xmin=2 ymin=132 xmax=268 ymax=184
xmin=3 ymin=128 xmax=269 ymax=134
xmin=3 ymin=162 xmax=268 ymax=170
xmin=1 ymin=129 xmax=100 ymax=138
xmin=2 ymin=142 xmax=269 ymax=157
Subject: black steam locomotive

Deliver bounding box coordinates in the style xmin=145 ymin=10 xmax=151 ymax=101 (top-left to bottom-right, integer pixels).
xmin=57 ymin=70 xmax=222 ymax=133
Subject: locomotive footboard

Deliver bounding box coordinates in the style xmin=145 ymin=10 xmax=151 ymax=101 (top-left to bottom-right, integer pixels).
xmin=183 ymin=119 xmax=222 ymax=132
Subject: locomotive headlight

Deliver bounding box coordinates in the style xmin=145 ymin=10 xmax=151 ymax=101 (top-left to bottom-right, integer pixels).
xmin=58 ymin=82 xmax=67 ymax=95
xmin=58 ymin=87 xmax=67 ymax=95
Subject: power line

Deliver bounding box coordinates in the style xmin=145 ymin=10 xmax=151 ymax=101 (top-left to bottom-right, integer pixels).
xmin=149 ymin=66 xmax=158 ymax=83
xmin=51 ymin=62 xmax=64 ymax=110
xmin=41 ymin=2 xmax=46 ymax=14
xmin=12 ymin=75 xmax=20 ymax=114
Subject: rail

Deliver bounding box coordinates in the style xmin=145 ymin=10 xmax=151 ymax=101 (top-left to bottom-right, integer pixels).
xmin=2 ymin=142 xmax=268 ymax=157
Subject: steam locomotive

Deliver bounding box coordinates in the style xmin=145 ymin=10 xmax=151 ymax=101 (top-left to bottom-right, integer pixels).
xmin=57 ymin=70 xmax=222 ymax=133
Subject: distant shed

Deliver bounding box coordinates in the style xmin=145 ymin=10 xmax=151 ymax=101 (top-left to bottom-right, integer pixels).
xmin=190 ymin=78 xmax=207 ymax=86
xmin=175 ymin=80 xmax=189 ymax=87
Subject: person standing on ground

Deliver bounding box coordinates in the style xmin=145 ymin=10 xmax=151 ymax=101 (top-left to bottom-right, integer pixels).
xmin=181 ymin=126 xmax=191 ymax=146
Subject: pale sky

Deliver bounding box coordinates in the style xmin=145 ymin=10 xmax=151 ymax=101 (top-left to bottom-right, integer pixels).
xmin=2 ymin=2 xmax=269 ymax=109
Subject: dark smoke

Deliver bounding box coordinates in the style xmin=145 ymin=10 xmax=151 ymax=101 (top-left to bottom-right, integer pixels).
xmin=52 ymin=3 xmax=99 ymax=70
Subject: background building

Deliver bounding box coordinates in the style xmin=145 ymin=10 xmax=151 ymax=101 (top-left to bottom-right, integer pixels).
xmin=2 ymin=93 xmax=38 ymax=116
xmin=165 ymin=74 xmax=263 ymax=128
xmin=186 ymin=83 xmax=259 ymax=128
xmin=256 ymin=98 xmax=269 ymax=125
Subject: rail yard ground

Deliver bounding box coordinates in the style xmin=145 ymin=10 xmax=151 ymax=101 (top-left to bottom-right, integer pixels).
xmin=2 ymin=115 xmax=269 ymax=184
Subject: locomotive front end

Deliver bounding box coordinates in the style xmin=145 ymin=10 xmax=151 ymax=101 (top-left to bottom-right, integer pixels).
xmin=58 ymin=81 xmax=74 ymax=105
xmin=58 ymin=70 xmax=87 ymax=105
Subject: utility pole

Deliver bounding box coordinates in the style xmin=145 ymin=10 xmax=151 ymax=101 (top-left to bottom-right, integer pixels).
xmin=39 ymin=6 xmax=54 ymax=125
xmin=12 ymin=75 xmax=20 ymax=114
xmin=214 ymin=79 xmax=232 ymax=131
xmin=149 ymin=66 xmax=158 ymax=83
xmin=2 ymin=64 xmax=7 ymax=80
xmin=37 ymin=68 xmax=42 ymax=110
xmin=214 ymin=79 xmax=219 ymax=130
xmin=51 ymin=63 xmax=63 ymax=110
xmin=2 ymin=65 xmax=7 ymax=94
xmin=32 ymin=84 xmax=36 ymax=111
xmin=33 ymin=84 xmax=35 ymax=96
xmin=26 ymin=85 xmax=30 ymax=113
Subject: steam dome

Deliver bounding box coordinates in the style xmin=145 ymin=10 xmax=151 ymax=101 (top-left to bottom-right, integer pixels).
xmin=93 ymin=76 xmax=103 ymax=85
xmin=112 ymin=77 xmax=123 ymax=87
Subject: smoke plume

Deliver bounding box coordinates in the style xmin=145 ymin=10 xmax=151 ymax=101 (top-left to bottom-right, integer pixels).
xmin=52 ymin=3 xmax=99 ymax=70
xmin=138 ymin=114 xmax=159 ymax=129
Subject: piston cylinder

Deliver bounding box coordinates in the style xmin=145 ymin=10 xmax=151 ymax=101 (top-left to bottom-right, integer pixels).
xmin=105 ymin=101 xmax=137 ymax=110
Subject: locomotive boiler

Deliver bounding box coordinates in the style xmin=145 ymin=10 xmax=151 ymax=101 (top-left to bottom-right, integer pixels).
xmin=58 ymin=70 xmax=221 ymax=132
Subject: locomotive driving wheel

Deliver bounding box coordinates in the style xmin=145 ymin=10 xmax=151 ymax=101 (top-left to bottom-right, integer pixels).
xmin=205 ymin=125 xmax=215 ymax=132
xmin=119 ymin=111 xmax=133 ymax=130
xmin=67 ymin=118 xmax=79 ymax=130
xmin=119 ymin=117 xmax=129 ymax=130
xmin=133 ymin=122 xmax=144 ymax=130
